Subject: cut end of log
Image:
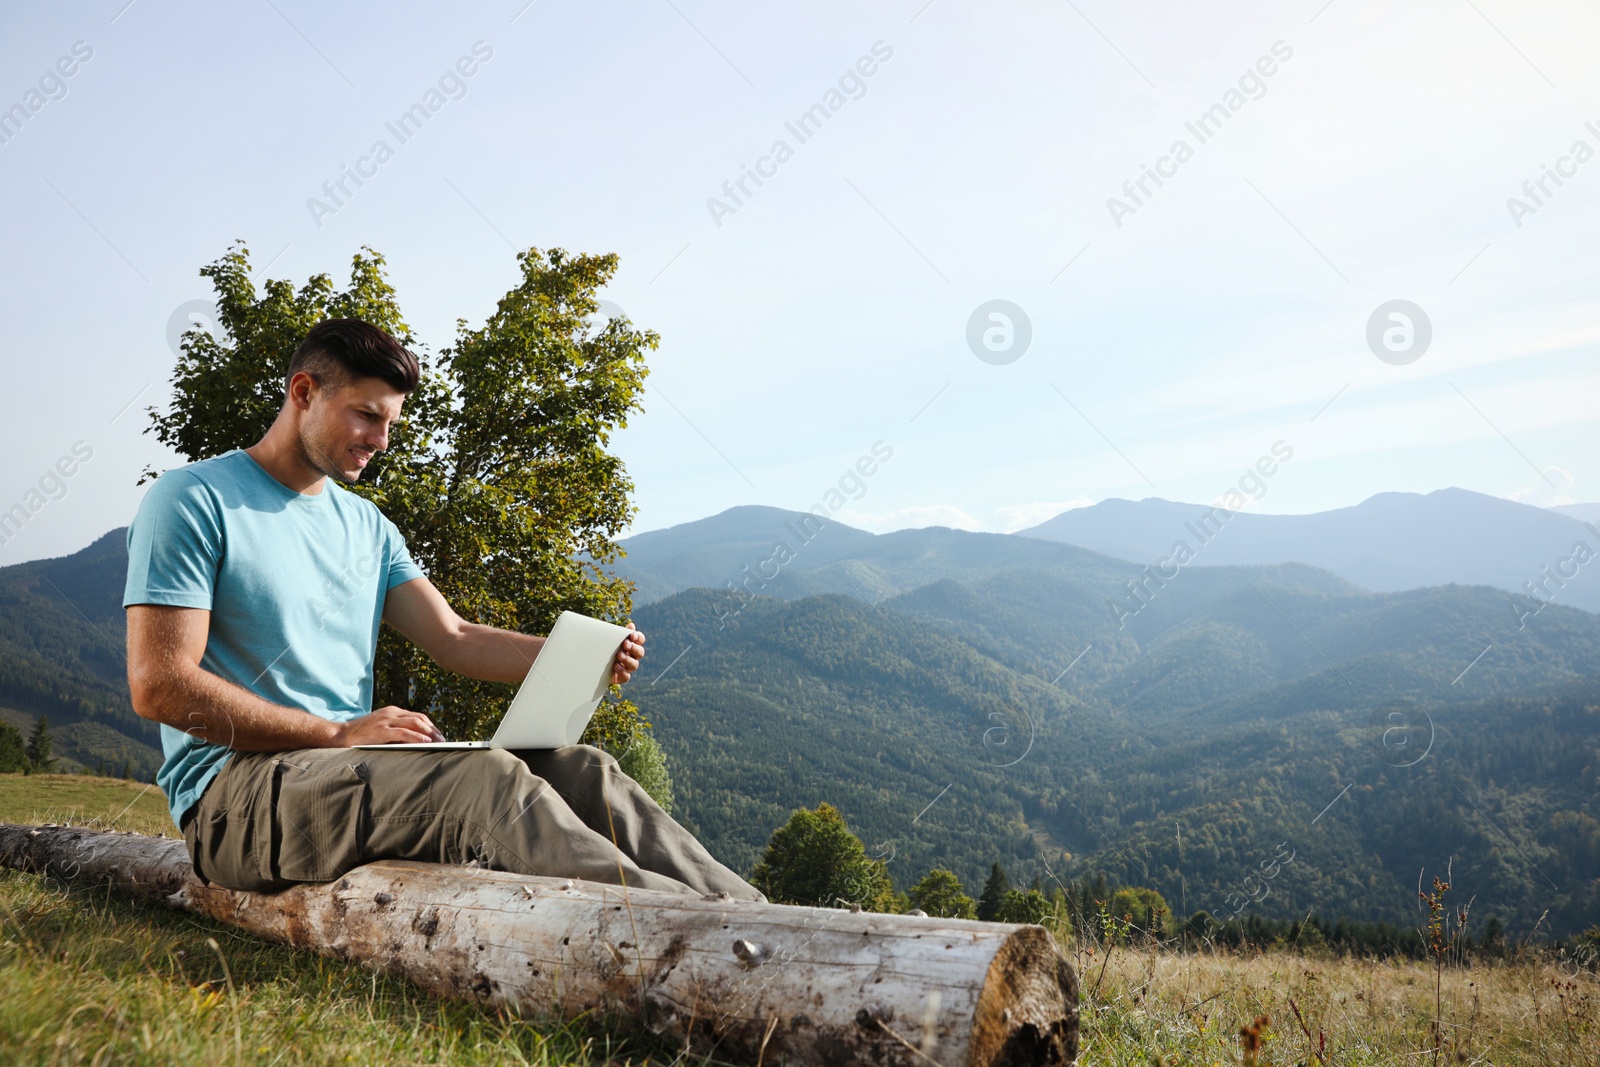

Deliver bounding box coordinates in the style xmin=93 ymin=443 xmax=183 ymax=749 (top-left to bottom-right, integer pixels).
xmin=969 ymin=926 xmax=1080 ymax=1067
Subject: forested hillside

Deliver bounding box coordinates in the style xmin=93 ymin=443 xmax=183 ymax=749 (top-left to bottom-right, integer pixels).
xmin=0 ymin=530 xmax=159 ymax=779
xmin=6 ymin=519 xmax=1598 ymax=936
xmin=630 ymin=587 xmax=1117 ymax=899
xmin=630 ymin=560 xmax=1600 ymax=935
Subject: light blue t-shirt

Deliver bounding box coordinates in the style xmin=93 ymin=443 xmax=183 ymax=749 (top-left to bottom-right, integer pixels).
xmin=123 ymin=450 xmax=424 ymax=829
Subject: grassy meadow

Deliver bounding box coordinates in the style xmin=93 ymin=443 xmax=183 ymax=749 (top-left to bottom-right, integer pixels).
xmin=0 ymin=776 xmax=645 ymax=1067
xmin=1 ymin=775 xmax=1594 ymax=1066
xmin=1077 ymin=944 xmax=1596 ymax=1066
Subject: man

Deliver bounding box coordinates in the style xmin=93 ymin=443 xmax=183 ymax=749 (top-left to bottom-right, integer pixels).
xmin=125 ymin=318 xmax=761 ymax=900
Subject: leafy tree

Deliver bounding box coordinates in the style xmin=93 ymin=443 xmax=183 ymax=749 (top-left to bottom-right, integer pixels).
xmin=1181 ymin=909 xmax=1215 ymax=943
xmin=145 ymin=242 xmax=670 ymax=804
xmin=996 ymin=888 xmax=1054 ymax=926
xmin=750 ymin=803 xmax=894 ymax=911
xmin=25 ymin=716 xmax=55 ymax=772
xmin=908 ymin=868 xmax=977 ymax=919
xmin=582 ymin=700 xmax=673 ymax=812
xmin=1110 ymin=886 xmax=1172 ymax=936
xmin=0 ymin=722 xmax=24 ymax=773
xmin=977 ymin=862 xmax=1010 ymax=921
xmin=616 ymin=732 xmax=673 ymax=813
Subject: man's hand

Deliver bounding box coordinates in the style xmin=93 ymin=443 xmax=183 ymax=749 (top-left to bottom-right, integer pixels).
xmin=612 ymin=624 xmax=646 ymax=685
xmin=331 ymin=706 xmax=445 ymax=746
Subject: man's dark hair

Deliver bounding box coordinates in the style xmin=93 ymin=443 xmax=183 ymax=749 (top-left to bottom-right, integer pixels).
xmin=285 ymin=318 xmax=420 ymax=395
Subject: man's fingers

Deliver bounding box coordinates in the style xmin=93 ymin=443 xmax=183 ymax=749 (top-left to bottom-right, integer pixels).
xmin=363 ymin=707 xmax=444 ymax=743
xmin=613 ymin=628 xmax=647 ymax=685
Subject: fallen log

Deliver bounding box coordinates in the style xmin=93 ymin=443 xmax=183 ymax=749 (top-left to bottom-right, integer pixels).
xmin=0 ymin=823 xmax=1079 ymax=1066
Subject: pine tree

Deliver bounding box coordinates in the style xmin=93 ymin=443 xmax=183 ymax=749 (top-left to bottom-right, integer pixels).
xmin=1482 ymin=915 xmax=1504 ymax=957
xmin=977 ymin=863 xmax=1010 ymax=922
xmin=0 ymin=723 xmax=25 ymax=773
xmin=1091 ymin=872 xmax=1110 ymax=904
xmin=25 ymin=716 xmax=55 ymax=773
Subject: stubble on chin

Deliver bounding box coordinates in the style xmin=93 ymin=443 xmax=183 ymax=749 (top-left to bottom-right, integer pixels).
xmin=297 ymin=429 xmax=361 ymax=484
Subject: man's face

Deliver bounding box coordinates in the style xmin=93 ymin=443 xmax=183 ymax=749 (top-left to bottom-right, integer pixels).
xmin=293 ymin=373 xmax=406 ymax=484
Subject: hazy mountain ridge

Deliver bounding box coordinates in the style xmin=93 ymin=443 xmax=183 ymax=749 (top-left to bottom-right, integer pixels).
xmin=610 ymin=504 xmax=1139 ymax=609
xmin=1015 ymin=487 xmax=1600 ymax=613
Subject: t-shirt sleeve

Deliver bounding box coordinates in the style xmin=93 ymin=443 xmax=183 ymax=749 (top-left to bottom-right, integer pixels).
xmin=382 ymin=515 xmax=425 ymax=590
xmin=123 ymin=470 xmax=224 ymax=610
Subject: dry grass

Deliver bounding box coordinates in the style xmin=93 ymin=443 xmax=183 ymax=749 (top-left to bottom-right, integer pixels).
xmin=1071 ymin=940 xmax=1597 ymax=1066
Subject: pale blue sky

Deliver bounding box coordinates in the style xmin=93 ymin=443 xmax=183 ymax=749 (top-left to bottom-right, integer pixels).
xmin=2 ymin=0 xmax=1597 ymax=564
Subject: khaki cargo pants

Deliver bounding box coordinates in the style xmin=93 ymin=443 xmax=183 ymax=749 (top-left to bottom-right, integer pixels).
xmin=181 ymin=744 xmax=763 ymax=900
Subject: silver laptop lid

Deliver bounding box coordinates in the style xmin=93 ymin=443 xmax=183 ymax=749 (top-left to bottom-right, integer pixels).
xmin=489 ymin=611 xmax=633 ymax=749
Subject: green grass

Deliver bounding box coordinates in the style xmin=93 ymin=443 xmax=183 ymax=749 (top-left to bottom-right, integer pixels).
xmin=0 ymin=775 xmax=672 ymax=1067
xmin=0 ymin=773 xmax=173 ymax=837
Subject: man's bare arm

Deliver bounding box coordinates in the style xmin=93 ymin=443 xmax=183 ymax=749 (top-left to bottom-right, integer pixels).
xmin=126 ymin=604 xmax=440 ymax=749
xmin=382 ymin=577 xmax=645 ymax=685
xmin=381 ymin=578 xmax=543 ymax=682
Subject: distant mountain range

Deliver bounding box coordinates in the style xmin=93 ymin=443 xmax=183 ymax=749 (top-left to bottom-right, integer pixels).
xmin=609 ymin=489 xmax=1600 ymax=618
xmin=3 ymin=488 xmax=1597 ymax=934
xmin=1017 ymin=488 xmax=1600 ymax=614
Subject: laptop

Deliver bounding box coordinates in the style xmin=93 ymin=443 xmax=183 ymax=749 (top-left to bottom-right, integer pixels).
xmin=355 ymin=611 xmax=634 ymax=750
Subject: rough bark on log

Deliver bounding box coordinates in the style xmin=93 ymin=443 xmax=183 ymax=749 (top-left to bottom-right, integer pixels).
xmin=0 ymin=823 xmax=1079 ymax=1066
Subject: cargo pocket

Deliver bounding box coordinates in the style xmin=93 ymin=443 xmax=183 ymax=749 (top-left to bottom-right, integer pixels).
xmin=269 ymin=757 xmax=370 ymax=883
